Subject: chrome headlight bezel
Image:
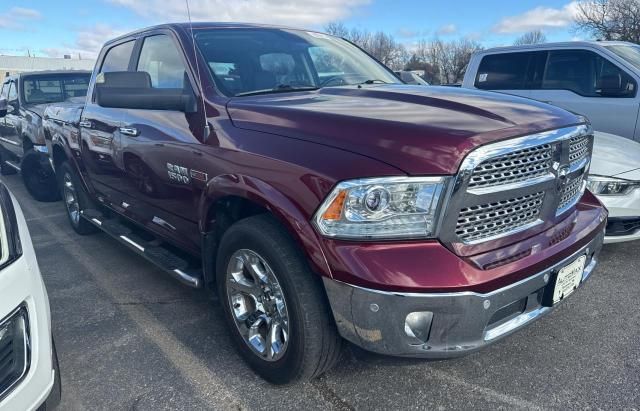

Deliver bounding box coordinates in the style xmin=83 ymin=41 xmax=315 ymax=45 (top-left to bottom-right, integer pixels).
xmin=586 ymin=175 xmax=640 ymax=196
xmin=313 ymin=176 xmax=450 ymax=240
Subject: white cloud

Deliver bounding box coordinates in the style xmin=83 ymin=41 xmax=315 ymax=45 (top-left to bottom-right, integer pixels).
xmin=437 ymin=24 xmax=457 ymax=35
xmin=107 ymin=0 xmax=370 ymax=27
xmin=492 ymin=2 xmax=579 ymax=34
xmin=0 ymin=7 xmax=42 ymax=30
xmin=43 ymin=24 xmax=129 ymax=59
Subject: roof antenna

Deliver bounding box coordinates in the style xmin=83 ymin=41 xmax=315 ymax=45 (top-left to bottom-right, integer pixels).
xmin=184 ymin=0 xmax=211 ymax=142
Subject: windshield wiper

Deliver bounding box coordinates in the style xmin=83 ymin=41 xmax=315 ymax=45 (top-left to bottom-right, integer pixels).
xmin=235 ymin=84 xmax=319 ymax=97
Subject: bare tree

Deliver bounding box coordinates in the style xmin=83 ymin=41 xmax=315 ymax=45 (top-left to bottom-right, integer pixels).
xmin=513 ymin=30 xmax=547 ymax=45
xmin=575 ymin=0 xmax=640 ymax=42
xmin=416 ymin=38 xmax=482 ymax=84
xmin=324 ymin=23 xmax=409 ymax=70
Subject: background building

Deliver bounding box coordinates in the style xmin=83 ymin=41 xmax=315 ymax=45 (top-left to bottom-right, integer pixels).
xmin=0 ymin=55 xmax=95 ymax=81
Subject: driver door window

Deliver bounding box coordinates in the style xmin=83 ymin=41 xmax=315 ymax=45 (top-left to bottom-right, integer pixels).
xmin=136 ymin=35 xmax=187 ymax=89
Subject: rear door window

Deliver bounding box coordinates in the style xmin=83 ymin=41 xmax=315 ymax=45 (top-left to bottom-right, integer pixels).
xmin=475 ymin=52 xmax=533 ymax=90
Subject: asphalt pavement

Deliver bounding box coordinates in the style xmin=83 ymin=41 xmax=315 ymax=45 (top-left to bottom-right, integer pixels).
xmin=3 ymin=173 xmax=639 ymax=410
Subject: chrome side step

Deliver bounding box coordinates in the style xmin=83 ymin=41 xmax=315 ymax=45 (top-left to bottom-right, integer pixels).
xmin=80 ymin=210 xmax=202 ymax=288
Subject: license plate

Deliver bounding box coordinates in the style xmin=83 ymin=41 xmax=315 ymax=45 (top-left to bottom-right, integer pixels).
xmin=552 ymin=255 xmax=587 ymax=305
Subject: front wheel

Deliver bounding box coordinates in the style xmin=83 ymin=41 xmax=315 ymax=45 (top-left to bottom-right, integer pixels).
xmin=22 ymin=149 xmax=60 ymax=202
xmin=216 ymin=214 xmax=342 ymax=384
xmin=57 ymin=161 xmax=98 ymax=235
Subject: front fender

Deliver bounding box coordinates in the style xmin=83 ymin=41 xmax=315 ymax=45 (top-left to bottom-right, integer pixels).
xmin=199 ymin=174 xmax=333 ymax=279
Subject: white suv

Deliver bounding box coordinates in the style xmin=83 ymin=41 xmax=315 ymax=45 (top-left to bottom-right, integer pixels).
xmin=0 ymin=183 xmax=60 ymax=410
xmin=462 ymin=41 xmax=640 ymax=141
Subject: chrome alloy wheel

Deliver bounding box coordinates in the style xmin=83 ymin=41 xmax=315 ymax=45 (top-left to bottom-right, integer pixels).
xmin=63 ymin=172 xmax=80 ymax=225
xmin=226 ymin=249 xmax=290 ymax=362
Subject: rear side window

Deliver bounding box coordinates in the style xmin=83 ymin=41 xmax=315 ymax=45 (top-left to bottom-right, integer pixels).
xmin=136 ymin=35 xmax=187 ymax=89
xmin=0 ymin=83 xmax=7 ymax=98
xmin=22 ymin=74 xmax=91 ymax=104
xmin=475 ymin=52 xmax=532 ymax=90
xmin=100 ymin=40 xmax=135 ymax=73
xmin=542 ymin=50 xmax=636 ymax=97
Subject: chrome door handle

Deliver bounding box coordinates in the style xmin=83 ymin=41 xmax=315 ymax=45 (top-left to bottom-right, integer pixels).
xmin=119 ymin=127 xmax=139 ymax=137
xmin=79 ymin=120 xmax=92 ymax=129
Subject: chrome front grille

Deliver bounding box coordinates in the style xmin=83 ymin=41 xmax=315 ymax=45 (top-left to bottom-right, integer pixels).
xmin=0 ymin=306 xmax=29 ymax=401
xmin=558 ymin=176 xmax=584 ymax=212
xmin=440 ymin=125 xmax=593 ymax=246
xmin=468 ymin=144 xmax=552 ymax=189
xmin=456 ymin=192 xmax=545 ymax=243
xmin=569 ymin=135 xmax=589 ymax=165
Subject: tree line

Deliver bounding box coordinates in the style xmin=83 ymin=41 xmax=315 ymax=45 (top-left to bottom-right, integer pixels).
xmin=325 ymin=0 xmax=640 ymax=85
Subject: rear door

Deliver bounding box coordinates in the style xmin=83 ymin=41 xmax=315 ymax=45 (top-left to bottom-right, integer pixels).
xmin=529 ymin=49 xmax=640 ymax=139
xmin=79 ymin=39 xmax=136 ymax=195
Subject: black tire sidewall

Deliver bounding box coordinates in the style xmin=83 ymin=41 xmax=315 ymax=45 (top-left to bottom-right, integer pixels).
xmin=21 ymin=150 xmax=60 ymax=202
xmin=57 ymin=161 xmax=96 ymax=234
xmin=216 ymin=217 xmax=313 ymax=384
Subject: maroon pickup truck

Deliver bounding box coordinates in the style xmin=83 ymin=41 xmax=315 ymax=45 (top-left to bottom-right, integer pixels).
xmin=43 ymin=23 xmax=607 ymax=383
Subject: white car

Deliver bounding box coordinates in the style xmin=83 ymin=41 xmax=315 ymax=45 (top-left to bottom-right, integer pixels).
xmin=589 ymin=132 xmax=640 ymax=243
xmin=0 ymin=182 xmax=60 ymax=410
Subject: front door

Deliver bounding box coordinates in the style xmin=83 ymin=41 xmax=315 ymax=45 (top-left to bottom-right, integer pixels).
xmin=1 ymin=80 xmax=23 ymax=158
xmin=108 ymin=33 xmax=205 ymax=253
xmin=529 ymin=49 xmax=640 ymax=140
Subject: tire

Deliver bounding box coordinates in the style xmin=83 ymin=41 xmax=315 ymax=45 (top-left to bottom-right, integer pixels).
xmin=57 ymin=161 xmax=98 ymax=235
xmin=216 ymin=214 xmax=342 ymax=384
xmin=0 ymin=148 xmax=17 ymax=175
xmin=21 ymin=149 xmax=61 ymax=202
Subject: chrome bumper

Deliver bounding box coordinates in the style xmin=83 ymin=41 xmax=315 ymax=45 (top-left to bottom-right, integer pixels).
xmin=323 ymin=230 xmax=604 ymax=358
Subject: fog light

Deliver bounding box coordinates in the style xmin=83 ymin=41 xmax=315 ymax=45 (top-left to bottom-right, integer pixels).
xmin=404 ymin=311 xmax=433 ymax=343
xmin=0 ymin=307 xmax=30 ymax=398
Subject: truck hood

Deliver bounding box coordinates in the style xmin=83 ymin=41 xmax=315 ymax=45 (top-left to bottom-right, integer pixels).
xmin=591 ymin=131 xmax=640 ymax=177
xmin=227 ymin=85 xmax=582 ymax=175
xmin=24 ymin=103 xmax=48 ymax=118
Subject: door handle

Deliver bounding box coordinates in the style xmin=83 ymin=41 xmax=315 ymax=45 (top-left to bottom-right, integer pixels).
xmin=119 ymin=127 xmax=140 ymax=137
xmin=79 ymin=120 xmax=92 ymax=129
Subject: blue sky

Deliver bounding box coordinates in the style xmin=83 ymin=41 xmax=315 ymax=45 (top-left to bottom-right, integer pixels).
xmin=0 ymin=0 xmax=582 ymax=59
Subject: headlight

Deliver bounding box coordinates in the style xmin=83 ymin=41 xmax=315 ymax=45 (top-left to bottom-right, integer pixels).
xmin=586 ymin=175 xmax=639 ymax=195
xmin=313 ymin=177 xmax=449 ymax=239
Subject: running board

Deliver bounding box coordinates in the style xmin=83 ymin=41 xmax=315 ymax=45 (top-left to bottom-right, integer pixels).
xmin=80 ymin=209 xmax=203 ymax=288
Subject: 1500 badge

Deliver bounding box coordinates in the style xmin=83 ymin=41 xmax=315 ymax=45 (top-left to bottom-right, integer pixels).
xmin=167 ymin=163 xmax=190 ymax=184
xmin=167 ymin=163 xmax=208 ymax=184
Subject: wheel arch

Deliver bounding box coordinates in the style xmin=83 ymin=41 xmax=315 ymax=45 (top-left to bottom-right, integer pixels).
xmin=198 ymin=174 xmax=333 ymax=288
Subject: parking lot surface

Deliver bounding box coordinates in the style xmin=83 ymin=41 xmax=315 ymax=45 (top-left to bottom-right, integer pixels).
xmin=3 ymin=173 xmax=639 ymax=410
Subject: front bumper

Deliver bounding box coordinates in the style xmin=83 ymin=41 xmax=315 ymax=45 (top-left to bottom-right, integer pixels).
xmin=598 ymin=189 xmax=640 ymax=243
xmin=324 ymin=229 xmax=604 ymax=358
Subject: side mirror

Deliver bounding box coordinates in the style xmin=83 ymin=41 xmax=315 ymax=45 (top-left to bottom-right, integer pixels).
xmin=95 ymin=71 xmax=196 ymax=112
xmin=0 ymin=97 xmax=7 ymax=118
xmin=597 ymin=74 xmax=633 ymax=97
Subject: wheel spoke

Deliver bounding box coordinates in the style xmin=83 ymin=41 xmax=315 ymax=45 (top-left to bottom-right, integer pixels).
xmin=225 ymin=249 xmax=290 ymax=362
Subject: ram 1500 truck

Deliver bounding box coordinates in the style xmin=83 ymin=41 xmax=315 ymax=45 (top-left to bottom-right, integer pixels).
xmin=0 ymin=70 xmax=91 ymax=201
xmin=43 ymin=23 xmax=607 ymax=384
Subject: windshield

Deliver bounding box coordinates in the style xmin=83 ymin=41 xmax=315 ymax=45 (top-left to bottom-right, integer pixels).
xmin=21 ymin=73 xmax=91 ymax=104
xmin=604 ymin=44 xmax=640 ymax=70
xmin=194 ymin=28 xmax=400 ymax=97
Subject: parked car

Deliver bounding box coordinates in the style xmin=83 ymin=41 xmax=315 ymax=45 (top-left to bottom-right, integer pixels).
xmin=0 ymin=182 xmax=60 ymax=410
xmin=589 ymin=131 xmax=640 ymax=243
xmin=43 ymin=23 xmax=606 ymax=384
xmin=0 ymin=71 xmax=91 ymax=201
xmin=395 ymin=71 xmax=429 ymax=85
xmin=462 ymin=41 xmax=640 ymax=141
